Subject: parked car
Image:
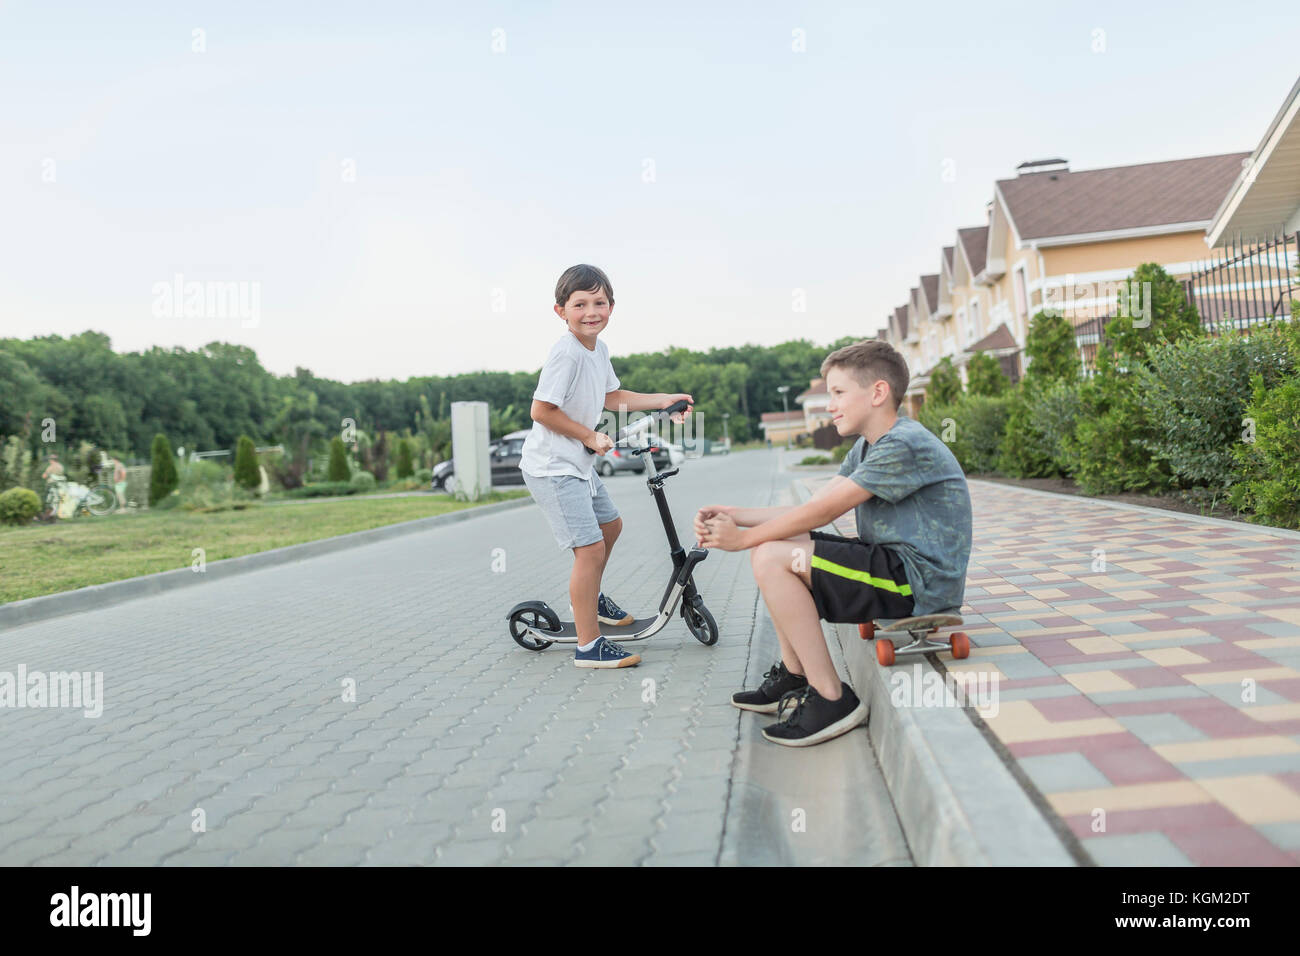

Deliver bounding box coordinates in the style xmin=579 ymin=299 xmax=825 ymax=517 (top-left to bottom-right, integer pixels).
xmin=594 ymin=441 xmax=671 ymax=477
xmin=432 ymin=430 xmax=529 ymax=493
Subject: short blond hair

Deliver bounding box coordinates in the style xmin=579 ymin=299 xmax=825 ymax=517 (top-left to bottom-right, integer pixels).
xmin=820 ymin=340 xmax=910 ymax=410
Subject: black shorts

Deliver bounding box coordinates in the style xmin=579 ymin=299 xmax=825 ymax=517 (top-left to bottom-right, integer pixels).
xmin=808 ymin=531 xmax=915 ymax=624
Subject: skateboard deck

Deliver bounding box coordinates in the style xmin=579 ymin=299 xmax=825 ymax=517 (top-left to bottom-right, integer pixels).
xmin=857 ymin=613 xmax=969 ymax=665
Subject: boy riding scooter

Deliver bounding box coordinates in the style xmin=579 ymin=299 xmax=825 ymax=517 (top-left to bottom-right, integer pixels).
xmin=519 ymin=263 xmax=692 ymax=669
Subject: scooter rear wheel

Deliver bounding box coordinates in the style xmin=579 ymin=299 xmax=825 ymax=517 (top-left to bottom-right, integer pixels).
xmin=509 ymin=605 xmax=558 ymax=651
xmin=682 ymin=601 xmax=718 ymax=646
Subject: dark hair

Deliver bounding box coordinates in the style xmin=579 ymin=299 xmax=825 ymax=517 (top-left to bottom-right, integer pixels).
xmin=820 ymin=340 xmax=910 ymax=410
xmin=555 ymin=264 xmax=615 ymax=308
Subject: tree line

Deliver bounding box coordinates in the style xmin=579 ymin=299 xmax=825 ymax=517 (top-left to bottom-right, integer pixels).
xmin=0 ymin=330 xmax=859 ymax=482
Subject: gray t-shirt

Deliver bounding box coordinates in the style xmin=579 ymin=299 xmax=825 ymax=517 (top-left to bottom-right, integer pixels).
xmin=520 ymin=332 xmax=620 ymax=480
xmin=837 ymin=416 xmax=972 ymax=616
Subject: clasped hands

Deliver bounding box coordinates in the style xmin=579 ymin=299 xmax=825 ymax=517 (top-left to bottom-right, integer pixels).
xmin=694 ymin=504 xmax=747 ymax=552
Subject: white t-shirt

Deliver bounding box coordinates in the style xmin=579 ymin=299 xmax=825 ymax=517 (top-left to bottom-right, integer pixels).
xmin=520 ymin=331 xmax=620 ymax=479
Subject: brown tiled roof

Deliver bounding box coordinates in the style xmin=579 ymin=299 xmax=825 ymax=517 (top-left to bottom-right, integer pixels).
xmin=920 ymin=274 xmax=939 ymax=313
xmin=796 ymin=378 xmax=827 ymax=402
xmin=957 ymin=226 xmax=988 ymax=276
xmin=967 ymin=322 xmax=1018 ymax=352
xmin=942 ymin=246 xmax=954 ymax=272
xmin=760 ymin=410 xmax=804 ymax=423
xmin=894 ymin=305 xmax=909 ymax=339
xmin=997 ymin=153 xmax=1251 ymax=241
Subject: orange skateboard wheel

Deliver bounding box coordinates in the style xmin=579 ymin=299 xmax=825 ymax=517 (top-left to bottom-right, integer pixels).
xmin=876 ymin=639 xmax=895 ymax=667
xmin=858 ymin=621 xmax=876 ymax=641
xmin=950 ymin=632 xmax=970 ymax=659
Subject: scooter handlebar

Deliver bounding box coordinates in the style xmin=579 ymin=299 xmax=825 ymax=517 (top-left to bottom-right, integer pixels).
xmin=585 ymin=399 xmax=692 ymax=453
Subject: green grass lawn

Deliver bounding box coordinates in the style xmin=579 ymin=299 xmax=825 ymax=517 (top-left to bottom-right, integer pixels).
xmin=0 ymin=491 xmax=528 ymax=604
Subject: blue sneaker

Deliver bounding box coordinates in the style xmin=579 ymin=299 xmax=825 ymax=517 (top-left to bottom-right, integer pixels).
xmin=597 ymin=592 xmax=634 ymax=626
xmin=574 ymin=636 xmax=642 ymax=669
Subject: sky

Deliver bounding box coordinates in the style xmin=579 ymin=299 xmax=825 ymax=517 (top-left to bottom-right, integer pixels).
xmin=2 ymin=1 xmax=1297 ymax=383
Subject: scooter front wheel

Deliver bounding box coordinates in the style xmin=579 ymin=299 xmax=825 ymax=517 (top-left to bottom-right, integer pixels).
xmin=508 ymin=603 xmax=559 ymax=651
xmin=682 ymin=601 xmax=718 ymax=646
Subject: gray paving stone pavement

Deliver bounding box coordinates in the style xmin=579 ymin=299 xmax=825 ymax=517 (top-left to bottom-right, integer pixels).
xmin=0 ymin=447 xmax=909 ymax=865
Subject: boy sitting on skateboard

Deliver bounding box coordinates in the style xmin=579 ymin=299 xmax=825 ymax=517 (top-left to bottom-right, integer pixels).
xmin=695 ymin=340 xmax=971 ymax=747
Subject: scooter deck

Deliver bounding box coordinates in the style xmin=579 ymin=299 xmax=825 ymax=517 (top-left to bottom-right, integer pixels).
xmin=542 ymin=616 xmax=662 ymax=640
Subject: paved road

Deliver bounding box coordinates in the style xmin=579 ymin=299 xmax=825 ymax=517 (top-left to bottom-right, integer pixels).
xmin=0 ymin=448 xmax=909 ymax=866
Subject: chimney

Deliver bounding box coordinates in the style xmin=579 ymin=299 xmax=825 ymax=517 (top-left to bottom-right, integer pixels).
xmin=1017 ymin=158 xmax=1069 ymax=176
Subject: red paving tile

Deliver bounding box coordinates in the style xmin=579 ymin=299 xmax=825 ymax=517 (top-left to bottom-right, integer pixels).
xmin=1033 ymin=696 xmax=1108 ymax=722
xmin=1122 ymin=667 xmax=1191 ymax=689
xmin=1007 ymin=732 xmax=1139 ymax=759
xmin=1177 ymin=705 xmax=1279 ymax=738
xmin=1259 ymin=678 xmax=1300 ymax=702
xmin=1102 ymin=697 xmax=1220 ymax=717
xmin=1088 ymin=746 xmax=1184 ymax=785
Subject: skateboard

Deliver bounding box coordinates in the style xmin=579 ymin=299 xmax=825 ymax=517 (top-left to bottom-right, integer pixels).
xmin=857 ymin=614 xmax=970 ymax=666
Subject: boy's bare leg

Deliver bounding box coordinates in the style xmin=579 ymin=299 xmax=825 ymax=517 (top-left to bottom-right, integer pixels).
xmin=571 ymin=539 xmax=605 ymax=645
xmin=596 ymin=517 xmax=622 ymax=577
xmin=750 ymin=535 xmax=841 ymax=700
xmin=754 ymin=534 xmax=814 ymax=676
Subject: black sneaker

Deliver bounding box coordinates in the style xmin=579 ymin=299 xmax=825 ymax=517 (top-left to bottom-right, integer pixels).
xmin=761 ymin=682 xmax=867 ymax=747
xmin=731 ymin=661 xmax=809 ymax=713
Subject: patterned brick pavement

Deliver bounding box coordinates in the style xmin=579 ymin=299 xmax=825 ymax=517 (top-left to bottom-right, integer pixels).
xmin=804 ymin=473 xmax=1300 ymax=866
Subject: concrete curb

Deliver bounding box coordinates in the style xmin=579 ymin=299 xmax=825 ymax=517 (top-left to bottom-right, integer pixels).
xmin=793 ymin=480 xmax=1079 ymax=866
xmin=0 ymin=496 xmax=534 ymax=631
xmin=720 ymin=593 xmax=911 ymax=866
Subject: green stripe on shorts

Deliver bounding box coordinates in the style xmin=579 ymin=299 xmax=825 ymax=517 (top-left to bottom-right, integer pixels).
xmin=809 ymin=555 xmax=913 ymax=596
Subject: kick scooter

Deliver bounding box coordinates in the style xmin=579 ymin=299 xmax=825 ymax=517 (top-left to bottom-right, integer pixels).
xmin=507 ymin=399 xmax=718 ymax=651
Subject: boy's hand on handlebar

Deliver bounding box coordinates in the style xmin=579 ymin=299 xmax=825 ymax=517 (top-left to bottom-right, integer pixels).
xmin=585 ymin=430 xmax=614 ymax=455
xmin=664 ymin=393 xmax=693 ymax=424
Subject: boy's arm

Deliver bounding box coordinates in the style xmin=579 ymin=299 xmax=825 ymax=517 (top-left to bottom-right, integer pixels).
xmin=530 ymin=400 xmax=609 ymax=452
xmin=712 ymin=477 xmax=873 ymax=551
xmin=604 ymin=390 xmax=693 ymax=414
xmin=725 ymin=476 xmax=852 ymax=527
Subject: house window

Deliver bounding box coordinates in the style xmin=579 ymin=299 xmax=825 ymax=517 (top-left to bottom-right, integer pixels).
xmin=956 ymin=307 xmax=967 ymax=344
xmin=969 ymin=299 xmax=981 ymax=343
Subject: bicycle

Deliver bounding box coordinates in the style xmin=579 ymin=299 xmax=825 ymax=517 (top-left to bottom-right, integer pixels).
xmin=38 ymin=476 xmax=118 ymax=522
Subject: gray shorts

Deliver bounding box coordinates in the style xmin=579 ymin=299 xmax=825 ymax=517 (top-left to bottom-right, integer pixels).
xmin=522 ymin=470 xmax=620 ymax=549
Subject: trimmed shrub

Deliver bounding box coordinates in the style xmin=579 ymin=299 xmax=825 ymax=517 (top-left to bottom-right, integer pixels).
xmin=918 ymin=395 xmax=1012 ymax=475
xmin=799 ymin=455 xmax=830 ymax=465
xmin=396 ymin=439 xmax=414 ymax=478
xmin=1228 ymin=371 xmax=1300 ymax=529
xmin=327 ymin=436 xmax=350 ymax=482
xmin=1228 ymin=314 xmax=1300 ymax=528
xmin=966 ymin=351 xmax=1009 ymax=397
xmin=350 ymin=470 xmax=377 ymax=492
xmin=1024 ymin=309 xmax=1078 ymax=382
xmin=927 ymin=357 xmax=961 ymax=405
xmin=830 ymin=441 xmax=855 ymax=463
xmin=1136 ymin=327 xmax=1296 ymax=492
xmin=415 ymin=467 xmax=433 ymax=484
xmin=996 ymin=380 xmax=1058 ymax=478
xmin=149 ymin=434 xmax=179 ymax=505
xmin=0 ymin=487 xmax=41 ymax=525
xmin=233 ymin=435 xmax=260 ymax=490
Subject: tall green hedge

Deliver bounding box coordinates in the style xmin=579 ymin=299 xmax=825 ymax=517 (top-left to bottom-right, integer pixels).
xmin=149 ymin=433 xmax=178 ymax=505
xmin=233 ymin=435 xmax=260 ymax=490
xmin=327 ymin=436 xmax=350 ymax=482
